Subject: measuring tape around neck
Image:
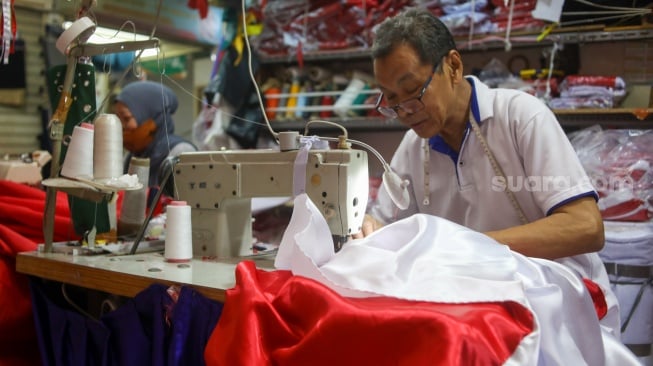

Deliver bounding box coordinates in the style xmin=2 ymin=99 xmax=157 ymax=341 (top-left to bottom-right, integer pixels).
xmin=468 ymin=113 xmax=529 ymax=225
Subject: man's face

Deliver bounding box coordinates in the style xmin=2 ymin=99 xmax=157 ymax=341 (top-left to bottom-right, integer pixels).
xmin=373 ymin=44 xmax=448 ymax=139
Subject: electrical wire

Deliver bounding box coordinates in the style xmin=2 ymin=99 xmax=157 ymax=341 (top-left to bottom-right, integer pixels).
xmin=61 ymin=283 xmax=96 ymax=320
xmin=237 ymin=0 xmax=409 ymax=210
xmin=560 ymin=0 xmax=652 ymax=27
xmin=544 ymin=42 xmax=560 ymax=101
xmin=242 ymin=0 xmax=279 ymax=141
xmin=83 ymin=0 xmax=165 ymax=119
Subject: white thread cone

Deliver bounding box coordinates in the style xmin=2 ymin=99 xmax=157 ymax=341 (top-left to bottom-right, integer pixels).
xmin=164 ymin=201 xmax=193 ymax=262
xmin=61 ymin=123 xmax=94 ymax=179
xmin=93 ymin=113 xmax=123 ymax=181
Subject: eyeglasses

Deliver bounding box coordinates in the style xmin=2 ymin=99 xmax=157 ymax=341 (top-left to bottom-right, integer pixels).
xmin=375 ymin=64 xmax=438 ymax=119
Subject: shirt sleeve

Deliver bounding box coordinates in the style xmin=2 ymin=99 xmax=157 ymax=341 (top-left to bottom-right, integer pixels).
xmin=510 ymin=93 xmax=597 ymax=215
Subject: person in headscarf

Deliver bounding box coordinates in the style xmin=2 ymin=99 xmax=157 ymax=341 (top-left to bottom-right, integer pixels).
xmin=113 ymin=81 xmax=197 ymax=188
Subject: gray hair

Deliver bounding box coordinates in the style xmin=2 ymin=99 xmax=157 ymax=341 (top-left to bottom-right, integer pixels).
xmin=371 ymin=8 xmax=456 ymax=69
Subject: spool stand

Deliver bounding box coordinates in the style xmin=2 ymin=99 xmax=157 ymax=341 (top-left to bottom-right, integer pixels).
xmin=42 ymin=18 xmax=160 ymax=253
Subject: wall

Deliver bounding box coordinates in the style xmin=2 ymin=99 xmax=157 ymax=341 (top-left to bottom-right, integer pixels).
xmin=190 ymin=37 xmax=652 ymax=177
xmin=2 ymin=4 xmax=203 ymax=157
xmin=0 ymin=6 xmax=49 ymax=155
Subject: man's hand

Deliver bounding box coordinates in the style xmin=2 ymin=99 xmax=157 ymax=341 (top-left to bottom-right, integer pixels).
xmin=353 ymin=214 xmax=385 ymax=239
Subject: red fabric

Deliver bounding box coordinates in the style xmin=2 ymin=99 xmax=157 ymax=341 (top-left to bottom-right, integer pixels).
xmin=205 ymin=261 xmax=535 ymax=366
xmin=0 ymin=183 xmax=42 ymax=365
xmin=1 ymin=0 xmax=17 ymax=54
xmin=0 ymin=240 xmax=40 ymax=366
xmin=0 ymin=180 xmax=87 ymax=366
xmin=583 ymin=278 xmax=608 ymax=320
xmin=187 ymin=0 xmax=209 ymax=18
xmin=0 ymin=181 xmax=85 ymax=242
xmin=564 ymin=75 xmax=622 ymax=88
xmin=600 ymin=198 xmax=651 ymax=222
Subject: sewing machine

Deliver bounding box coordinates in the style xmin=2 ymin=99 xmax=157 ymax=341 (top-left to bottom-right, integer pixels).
xmin=173 ymin=146 xmax=369 ymax=258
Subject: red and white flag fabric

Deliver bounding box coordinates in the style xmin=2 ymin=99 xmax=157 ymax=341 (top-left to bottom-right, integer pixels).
xmin=206 ymin=194 xmax=640 ymax=365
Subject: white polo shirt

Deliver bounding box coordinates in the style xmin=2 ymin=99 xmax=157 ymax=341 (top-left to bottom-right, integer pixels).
xmin=371 ymin=75 xmax=597 ymax=231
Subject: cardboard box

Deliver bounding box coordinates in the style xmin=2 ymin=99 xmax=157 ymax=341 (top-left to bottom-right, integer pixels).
xmin=621 ymin=84 xmax=653 ymax=108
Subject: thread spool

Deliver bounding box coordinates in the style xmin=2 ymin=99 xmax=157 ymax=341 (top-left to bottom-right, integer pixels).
xmin=118 ymin=157 xmax=150 ymax=236
xmin=93 ymin=113 xmax=123 ymax=182
xmin=264 ymin=86 xmax=281 ymax=120
xmin=334 ymin=78 xmax=366 ymax=118
xmin=276 ymin=83 xmax=290 ymax=121
xmin=164 ymin=201 xmax=193 ymax=263
xmin=61 ymin=122 xmax=94 ymax=179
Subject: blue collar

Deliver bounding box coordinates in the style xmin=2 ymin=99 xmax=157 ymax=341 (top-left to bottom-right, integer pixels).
xmin=428 ymin=77 xmax=482 ymax=163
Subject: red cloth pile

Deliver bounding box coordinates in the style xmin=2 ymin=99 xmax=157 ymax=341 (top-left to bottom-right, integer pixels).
xmin=489 ymin=0 xmax=544 ymax=33
xmin=253 ymin=0 xmax=410 ymax=57
xmin=0 ymin=180 xmax=80 ymax=366
xmin=205 ymin=261 xmax=535 ymax=365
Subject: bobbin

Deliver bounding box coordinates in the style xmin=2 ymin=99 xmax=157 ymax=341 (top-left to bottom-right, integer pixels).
xmin=56 ymin=17 xmax=96 ymax=55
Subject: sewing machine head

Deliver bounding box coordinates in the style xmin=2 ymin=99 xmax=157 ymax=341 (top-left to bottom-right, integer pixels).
xmin=173 ymin=147 xmax=369 ymax=258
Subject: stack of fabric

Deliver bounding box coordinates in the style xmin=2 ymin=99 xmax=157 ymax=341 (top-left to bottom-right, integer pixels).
xmin=570 ymin=126 xmax=652 ymax=222
xmin=549 ymin=75 xmax=627 ymax=110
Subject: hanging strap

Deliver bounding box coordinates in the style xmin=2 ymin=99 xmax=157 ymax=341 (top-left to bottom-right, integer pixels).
xmin=293 ymin=135 xmax=321 ymax=197
xmin=604 ymin=262 xmax=653 ymax=335
xmin=604 ymin=262 xmax=653 ymax=278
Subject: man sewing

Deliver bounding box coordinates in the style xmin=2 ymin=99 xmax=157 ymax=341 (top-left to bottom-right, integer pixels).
xmin=359 ymin=8 xmax=620 ymax=336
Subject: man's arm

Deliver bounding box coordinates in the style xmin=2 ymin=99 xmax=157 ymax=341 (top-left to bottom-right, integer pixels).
xmin=484 ymin=196 xmax=604 ymax=260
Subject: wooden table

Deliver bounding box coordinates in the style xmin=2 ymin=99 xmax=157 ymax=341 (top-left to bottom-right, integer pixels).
xmin=16 ymin=250 xmax=275 ymax=302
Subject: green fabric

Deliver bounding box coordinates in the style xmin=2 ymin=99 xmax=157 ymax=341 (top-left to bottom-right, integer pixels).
xmin=47 ymin=63 xmax=110 ymax=235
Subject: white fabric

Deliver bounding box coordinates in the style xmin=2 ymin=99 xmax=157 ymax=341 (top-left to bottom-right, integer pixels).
xmin=369 ymin=75 xmax=621 ymax=339
xmin=276 ymin=194 xmax=641 ymax=365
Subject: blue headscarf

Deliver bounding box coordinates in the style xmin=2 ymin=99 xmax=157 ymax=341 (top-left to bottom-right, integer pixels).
xmin=115 ymin=81 xmax=192 ymax=186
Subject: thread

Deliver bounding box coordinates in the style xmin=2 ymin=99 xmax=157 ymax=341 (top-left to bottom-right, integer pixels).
xmin=118 ymin=157 xmax=150 ymax=236
xmin=276 ymin=83 xmax=290 ymax=121
xmin=164 ymin=201 xmax=193 ymax=262
xmin=61 ymin=122 xmax=94 ymax=179
xmin=295 ymin=85 xmax=307 ymax=118
xmin=93 ymin=113 xmax=123 ymax=182
xmin=334 ymin=78 xmax=366 ymax=118
xmin=284 ymin=78 xmax=301 ymax=119
xmin=264 ymin=86 xmax=281 ymax=120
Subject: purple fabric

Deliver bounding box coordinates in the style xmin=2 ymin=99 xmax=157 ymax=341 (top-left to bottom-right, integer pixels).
xmin=29 ymin=279 xmax=223 ymax=366
xmin=29 ymin=280 xmax=110 ymax=366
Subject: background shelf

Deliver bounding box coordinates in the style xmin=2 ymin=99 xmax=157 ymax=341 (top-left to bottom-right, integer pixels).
xmin=269 ymin=108 xmax=653 ymax=133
